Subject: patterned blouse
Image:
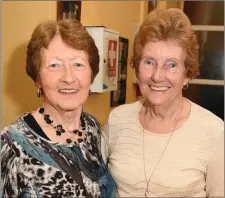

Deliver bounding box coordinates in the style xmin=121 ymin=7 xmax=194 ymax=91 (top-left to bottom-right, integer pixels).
xmin=1 ymin=112 xmax=116 ymax=198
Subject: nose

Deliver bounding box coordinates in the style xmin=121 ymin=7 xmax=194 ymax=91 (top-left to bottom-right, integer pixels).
xmin=151 ymin=66 xmax=166 ymax=82
xmin=61 ymin=66 xmax=76 ymax=84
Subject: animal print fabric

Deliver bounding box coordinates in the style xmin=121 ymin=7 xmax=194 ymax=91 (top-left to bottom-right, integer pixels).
xmin=1 ymin=112 xmax=116 ymax=198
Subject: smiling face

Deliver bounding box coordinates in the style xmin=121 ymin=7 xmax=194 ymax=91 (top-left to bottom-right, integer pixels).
xmin=138 ymin=40 xmax=189 ymax=107
xmin=37 ymin=34 xmax=92 ymax=112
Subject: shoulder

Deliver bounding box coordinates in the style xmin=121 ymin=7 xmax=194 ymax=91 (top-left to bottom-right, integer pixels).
xmin=1 ymin=114 xmax=29 ymax=136
xmin=188 ymin=99 xmax=224 ymax=139
xmin=108 ymin=100 xmax=143 ymax=123
xmin=1 ymin=114 xmax=31 ymax=150
xmin=190 ymin=100 xmax=223 ymax=127
xmin=1 ymin=113 xmax=29 ymax=132
xmin=83 ymin=111 xmax=100 ymax=133
xmin=1 ymin=116 xmax=28 ymax=164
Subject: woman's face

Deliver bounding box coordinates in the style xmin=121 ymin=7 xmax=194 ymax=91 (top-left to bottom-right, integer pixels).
xmin=37 ymin=34 xmax=92 ymax=112
xmin=138 ymin=40 xmax=189 ymax=106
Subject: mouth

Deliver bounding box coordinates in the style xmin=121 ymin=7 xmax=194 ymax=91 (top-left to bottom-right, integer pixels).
xmin=149 ymin=85 xmax=170 ymax=91
xmin=58 ymin=89 xmax=79 ymax=94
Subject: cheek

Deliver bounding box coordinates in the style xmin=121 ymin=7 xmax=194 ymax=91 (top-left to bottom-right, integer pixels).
xmin=138 ymin=68 xmax=150 ymax=82
xmin=78 ymin=70 xmax=92 ymax=87
xmin=138 ymin=80 xmax=149 ymax=95
xmin=39 ymin=72 xmax=60 ymax=89
xmin=169 ymin=75 xmax=188 ymax=89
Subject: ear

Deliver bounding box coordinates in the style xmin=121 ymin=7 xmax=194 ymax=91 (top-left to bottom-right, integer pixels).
xmin=183 ymin=77 xmax=190 ymax=86
xmin=35 ymin=75 xmax=41 ymax=88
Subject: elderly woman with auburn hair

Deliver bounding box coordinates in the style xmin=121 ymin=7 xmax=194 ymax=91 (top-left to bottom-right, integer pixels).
xmin=1 ymin=19 xmax=116 ymax=198
xmin=102 ymin=8 xmax=224 ymax=197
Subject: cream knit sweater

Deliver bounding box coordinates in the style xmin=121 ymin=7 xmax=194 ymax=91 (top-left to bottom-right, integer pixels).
xmin=101 ymin=99 xmax=224 ymax=197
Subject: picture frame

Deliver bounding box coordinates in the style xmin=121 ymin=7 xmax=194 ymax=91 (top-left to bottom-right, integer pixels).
xmin=110 ymin=37 xmax=129 ymax=107
xmin=148 ymin=0 xmax=157 ymax=12
xmin=57 ymin=1 xmax=82 ymax=21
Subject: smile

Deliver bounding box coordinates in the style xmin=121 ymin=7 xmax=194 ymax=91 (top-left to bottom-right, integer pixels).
xmin=149 ymin=86 xmax=170 ymax=91
xmin=58 ymin=89 xmax=79 ymax=93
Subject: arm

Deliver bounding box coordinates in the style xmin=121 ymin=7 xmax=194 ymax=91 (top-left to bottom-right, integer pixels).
xmin=1 ymin=132 xmax=19 ymax=198
xmin=101 ymin=122 xmax=110 ymax=165
xmin=206 ymin=132 xmax=224 ymax=197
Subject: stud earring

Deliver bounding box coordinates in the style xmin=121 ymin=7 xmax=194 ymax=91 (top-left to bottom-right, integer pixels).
xmin=183 ymin=84 xmax=189 ymax=90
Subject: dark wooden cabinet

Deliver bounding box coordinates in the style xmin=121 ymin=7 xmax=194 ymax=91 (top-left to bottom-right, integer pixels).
xmin=57 ymin=1 xmax=82 ymax=21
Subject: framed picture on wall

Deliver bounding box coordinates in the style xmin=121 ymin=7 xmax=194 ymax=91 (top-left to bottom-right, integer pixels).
xmin=148 ymin=0 xmax=157 ymax=12
xmin=110 ymin=37 xmax=129 ymax=107
xmin=57 ymin=1 xmax=81 ymax=21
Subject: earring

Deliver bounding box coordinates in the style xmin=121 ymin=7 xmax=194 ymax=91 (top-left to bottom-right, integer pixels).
xmin=37 ymin=87 xmax=42 ymax=97
xmin=89 ymin=89 xmax=92 ymax=95
xmin=183 ymin=84 xmax=189 ymax=90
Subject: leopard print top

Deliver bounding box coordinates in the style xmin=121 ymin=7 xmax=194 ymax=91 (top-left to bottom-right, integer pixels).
xmin=1 ymin=112 xmax=116 ymax=198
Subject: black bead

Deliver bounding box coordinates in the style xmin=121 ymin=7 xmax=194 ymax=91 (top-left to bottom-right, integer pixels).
xmin=78 ymin=131 xmax=83 ymax=137
xmin=44 ymin=114 xmax=50 ymax=120
xmin=61 ymin=129 xmax=65 ymax=133
xmin=56 ymin=131 xmax=61 ymax=136
xmin=44 ymin=114 xmax=49 ymax=118
xmin=66 ymin=139 xmax=72 ymax=144
xmin=46 ymin=118 xmax=53 ymax=124
xmin=57 ymin=124 xmax=63 ymax=130
xmin=73 ymin=130 xmax=79 ymax=134
xmin=78 ymin=138 xmax=83 ymax=143
xmin=39 ymin=108 xmax=44 ymax=114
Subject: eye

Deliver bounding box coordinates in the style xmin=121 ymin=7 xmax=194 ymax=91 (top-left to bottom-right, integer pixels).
xmin=166 ymin=61 xmax=177 ymax=68
xmin=47 ymin=60 xmax=63 ymax=70
xmin=169 ymin=63 xmax=177 ymax=68
xmin=48 ymin=63 xmax=62 ymax=71
xmin=143 ymin=59 xmax=156 ymax=68
xmin=49 ymin=63 xmax=59 ymax=68
xmin=144 ymin=59 xmax=154 ymax=65
xmin=73 ymin=62 xmax=84 ymax=69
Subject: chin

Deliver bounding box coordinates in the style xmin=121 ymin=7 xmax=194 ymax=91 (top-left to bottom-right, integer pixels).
xmin=57 ymin=103 xmax=82 ymax=112
xmin=146 ymin=97 xmax=170 ymax=106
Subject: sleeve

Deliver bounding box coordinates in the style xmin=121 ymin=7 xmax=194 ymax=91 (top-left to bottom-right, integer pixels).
xmin=1 ymin=132 xmax=19 ymax=198
xmin=101 ymin=121 xmax=110 ymax=165
xmin=206 ymin=131 xmax=224 ymax=197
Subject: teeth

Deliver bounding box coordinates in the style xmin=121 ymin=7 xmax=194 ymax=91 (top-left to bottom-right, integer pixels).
xmin=59 ymin=89 xmax=79 ymax=93
xmin=150 ymin=86 xmax=169 ymax=91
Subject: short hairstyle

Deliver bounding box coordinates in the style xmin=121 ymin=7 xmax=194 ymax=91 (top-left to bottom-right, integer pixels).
xmin=131 ymin=8 xmax=199 ymax=79
xmin=26 ymin=19 xmax=99 ymax=83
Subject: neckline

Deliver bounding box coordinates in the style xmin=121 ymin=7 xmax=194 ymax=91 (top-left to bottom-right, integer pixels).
xmin=136 ymin=98 xmax=194 ymax=137
xmin=22 ymin=113 xmax=86 ymax=147
xmin=24 ymin=113 xmax=51 ymax=140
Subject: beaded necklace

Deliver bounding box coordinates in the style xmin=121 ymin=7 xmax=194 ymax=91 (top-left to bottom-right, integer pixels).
xmin=38 ymin=107 xmax=86 ymax=144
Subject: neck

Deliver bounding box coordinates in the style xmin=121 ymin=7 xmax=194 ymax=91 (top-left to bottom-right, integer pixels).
xmin=41 ymin=102 xmax=82 ymax=132
xmin=145 ymin=97 xmax=184 ymax=121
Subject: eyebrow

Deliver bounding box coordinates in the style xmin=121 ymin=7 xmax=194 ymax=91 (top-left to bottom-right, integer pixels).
xmin=50 ymin=56 xmax=86 ymax=61
xmin=142 ymin=56 xmax=178 ymax=62
xmin=141 ymin=56 xmax=156 ymax=60
xmin=165 ymin=58 xmax=178 ymax=62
